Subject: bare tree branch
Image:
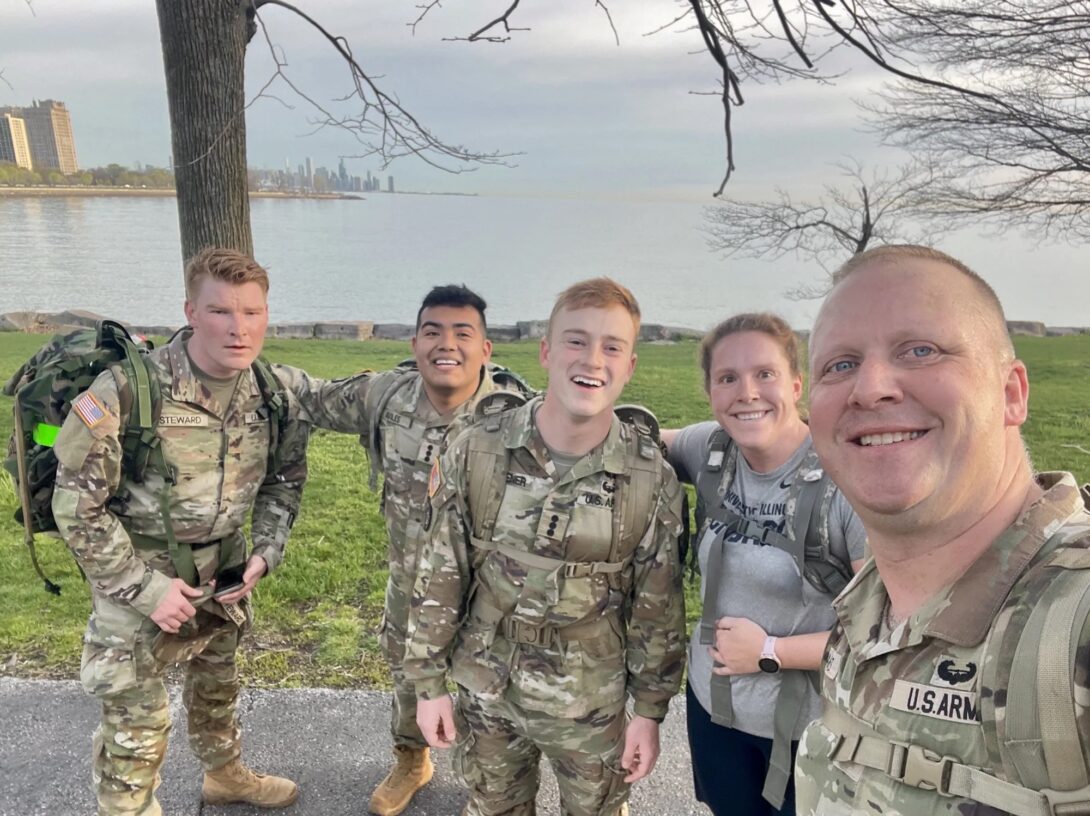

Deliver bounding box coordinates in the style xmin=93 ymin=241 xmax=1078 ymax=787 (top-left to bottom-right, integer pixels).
xmin=702 ymin=159 xmax=944 ymax=296
xmin=253 ymin=0 xmax=514 ymax=171
xmin=409 ymin=1 xmax=444 ymax=36
xmin=867 ymin=0 xmax=1090 ymax=239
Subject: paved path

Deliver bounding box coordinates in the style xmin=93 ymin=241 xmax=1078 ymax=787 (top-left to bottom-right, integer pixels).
xmin=0 ymin=678 xmax=706 ymax=816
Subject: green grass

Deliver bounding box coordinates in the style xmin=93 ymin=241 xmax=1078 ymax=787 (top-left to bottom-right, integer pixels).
xmin=0 ymin=332 xmax=1087 ymax=687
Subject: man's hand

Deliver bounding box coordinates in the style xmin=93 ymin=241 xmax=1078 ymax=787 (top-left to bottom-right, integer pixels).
xmin=214 ymin=555 xmax=268 ymax=605
xmin=416 ymin=695 xmax=457 ymax=749
xmin=710 ymin=615 xmax=766 ymax=675
xmin=621 ymin=715 xmax=661 ymax=783
xmin=150 ymin=579 xmax=204 ymax=633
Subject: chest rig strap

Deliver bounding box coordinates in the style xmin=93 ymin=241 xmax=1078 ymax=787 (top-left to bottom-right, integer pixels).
xmin=822 ymin=704 xmax=1088 ymax=816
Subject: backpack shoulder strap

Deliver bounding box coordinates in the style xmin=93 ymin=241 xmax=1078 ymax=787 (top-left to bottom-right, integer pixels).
xmin=612 ymin=406 xmax=664 ymax=560
xmin=363 ymin=365 xmax=419 ymax=491
xmin=464 ymin=409 xmax=513 ymax=543
xmin=788 ymin=447 xmax=854 ymax=596
xmin=107 ymin=327 xmax=162 ymax=485
xmin=249 ymin=356 xmax=288 ymax=483
xmin=983 ymin=536 xmax=1090 ymax=795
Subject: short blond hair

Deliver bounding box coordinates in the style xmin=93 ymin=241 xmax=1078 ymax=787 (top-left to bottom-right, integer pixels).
xmin=831 ymin=244 xmax=1013 ymax=359
xmin=548 ymin=277 xmax=641 ymax=338
xmin=184 ymin=247 xmax=270 ymax=301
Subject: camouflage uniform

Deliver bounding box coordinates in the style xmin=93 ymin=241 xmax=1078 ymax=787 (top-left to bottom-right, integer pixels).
xmin=52 ymin=332 xmax=308 ymax=816
xmin=273 ymin=364 xmax=511 ymax=749
xmin=795 ymin=473 xmax=1090 ymax=815
xmin=404 ymin=397 xmax=686 ymax=816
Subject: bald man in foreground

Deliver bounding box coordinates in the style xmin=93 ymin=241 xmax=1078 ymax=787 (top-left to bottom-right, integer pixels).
xmin=795 ymin=245 xmax=1090 ymax=815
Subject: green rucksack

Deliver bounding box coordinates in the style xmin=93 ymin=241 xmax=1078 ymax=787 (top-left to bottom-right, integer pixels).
xmin=3 ymin=320 xmax=289 ymax=594
xmin=3 ymin=320 xmax=157 ymax=593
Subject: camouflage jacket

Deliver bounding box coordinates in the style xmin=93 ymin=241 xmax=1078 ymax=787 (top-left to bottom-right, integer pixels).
xmin=796 ymin=473 xmax=1090 ymax=815
xmin=51 ymin=332 xmax=309 ymax=619
xmin=273 ymin=365 xmax=509 ymax=574
xmin=403 ymin=398 xmax=686 ymax=721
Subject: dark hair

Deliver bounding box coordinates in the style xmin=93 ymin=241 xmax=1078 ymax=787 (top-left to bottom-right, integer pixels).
xmin=699 ymin=312 xmax=801 ymax=392
xmin=415 ymin=284 xmax=488 ymax=330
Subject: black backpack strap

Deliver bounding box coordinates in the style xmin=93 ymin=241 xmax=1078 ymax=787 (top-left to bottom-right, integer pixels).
xmin=249 ymin=356 xmax=288 ymax=483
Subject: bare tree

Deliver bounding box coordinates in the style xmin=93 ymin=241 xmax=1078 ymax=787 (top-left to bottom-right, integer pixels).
xmin=703 ymin=160 xmax=940 ymax=295
xmin=155 ymin=0 xmax=507 ymax=259
xmin=413 ymin=1 xmax=975 ymax=195
xmin=867 ymin=0 xmax=1090 ymax=240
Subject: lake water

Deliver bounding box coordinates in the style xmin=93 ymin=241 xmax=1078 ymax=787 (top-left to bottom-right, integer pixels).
xmin=1 ymin=194 xmax=1087 ymax=331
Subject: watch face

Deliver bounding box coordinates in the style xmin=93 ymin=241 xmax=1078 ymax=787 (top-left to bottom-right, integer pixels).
xmin=758 ymin=657 xmax=780 ymax=674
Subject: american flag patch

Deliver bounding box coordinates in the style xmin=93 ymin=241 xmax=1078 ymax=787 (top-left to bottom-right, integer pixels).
xmin=72 ymin=392 xmax=108 ymax=429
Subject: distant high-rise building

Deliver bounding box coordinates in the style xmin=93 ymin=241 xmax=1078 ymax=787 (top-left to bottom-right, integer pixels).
xmin=387 ymin=175 xmax=394 ymax=193
xmin=305 ymin=157 xmax=313 ymax=188
xmin=338 ymin=158 xmax=348 ymax=189
xmin=10 ymin=100 xmax=79 ymax=174
xmin=0 ymin=113 xmax=33 ymax=170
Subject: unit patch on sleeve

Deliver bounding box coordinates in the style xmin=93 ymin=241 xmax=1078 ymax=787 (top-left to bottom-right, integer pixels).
xmin=428 ymin=459 xmax=443 ymax=498
xmin=889 ymin=679 xmax=980 ymax=723
xmin=72 ymin=392 xmax=108 ymax=429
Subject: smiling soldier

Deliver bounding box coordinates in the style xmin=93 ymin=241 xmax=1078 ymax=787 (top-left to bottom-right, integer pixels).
xmin=405 ymin=278 xmax=686 ymax=816
xmin=273 ymin=285 xmax=531 ymax=816
xmin=795 ymin=245 xmax=1090 ymax=815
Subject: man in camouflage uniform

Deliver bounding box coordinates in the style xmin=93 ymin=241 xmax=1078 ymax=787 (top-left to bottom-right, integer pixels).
xmin=274 ymin=284 xmax=527 ymax=816
xmin=406 ymin=278 xmax=686 ymax=816
xmin=52 ymin=248 xmax=309 ymax=816
xmin=796 ymin=245 xmax=1090 ymax=814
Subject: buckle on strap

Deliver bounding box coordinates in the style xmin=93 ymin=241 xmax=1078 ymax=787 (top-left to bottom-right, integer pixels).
xmin=1042 ymin=787 xmax=1090 ymax=816
xmin=503 ymin=619 xmax=555 ymax=647
xmin=889 ymin=741 xmax=956 ymax=797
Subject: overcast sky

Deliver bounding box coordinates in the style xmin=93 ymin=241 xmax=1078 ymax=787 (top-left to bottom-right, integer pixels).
xmin=2 ymin=1 xmax=1087 ymax=323
xmin=0 ymin=1 xmax=896 ymax=197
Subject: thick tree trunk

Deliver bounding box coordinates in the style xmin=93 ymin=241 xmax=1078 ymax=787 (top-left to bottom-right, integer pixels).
xmin=156 ymin=0 xmax=252 ymax=261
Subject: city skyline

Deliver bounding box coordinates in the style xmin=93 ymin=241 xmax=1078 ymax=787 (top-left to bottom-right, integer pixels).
xmin=1 ymin=1 xmax=1086 ymax=323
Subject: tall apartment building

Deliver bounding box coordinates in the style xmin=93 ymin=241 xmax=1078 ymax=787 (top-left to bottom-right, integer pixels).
xmin=0 ymin=100 xmax=79 ymax=174
xmin=0 ymin=113 xmax=33 ymax=169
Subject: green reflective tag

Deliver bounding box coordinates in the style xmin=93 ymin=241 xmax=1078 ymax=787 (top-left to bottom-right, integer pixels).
xmin=32 ymin=422 xmax=61 ymax=447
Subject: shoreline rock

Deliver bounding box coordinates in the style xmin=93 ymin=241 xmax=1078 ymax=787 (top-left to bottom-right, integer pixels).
xmin=1 ymin=311 xmax=1085 ymax=343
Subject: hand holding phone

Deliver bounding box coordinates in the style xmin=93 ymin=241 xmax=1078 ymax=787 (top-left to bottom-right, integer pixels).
xmin=212 ymin=563 xmax=247 ymax=599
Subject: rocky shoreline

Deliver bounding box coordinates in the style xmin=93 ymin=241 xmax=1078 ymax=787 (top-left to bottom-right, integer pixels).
xmin=1 ymin=310 xmax=1086 ymax=343
xmin=0 ymin=310 xmax=707 ymax=343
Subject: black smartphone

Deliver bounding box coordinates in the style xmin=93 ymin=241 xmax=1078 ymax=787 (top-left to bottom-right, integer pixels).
xmin=212 ymin=564 xmax=247 ymax=599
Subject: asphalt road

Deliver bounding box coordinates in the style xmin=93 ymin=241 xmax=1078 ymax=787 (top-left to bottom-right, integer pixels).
xmin=0 ymin=678 xmax=706 ymax=815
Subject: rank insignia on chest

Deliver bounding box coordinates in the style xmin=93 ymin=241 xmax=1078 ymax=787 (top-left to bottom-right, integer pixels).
xmin=73 ymin=392 xmax=108 ymax=429
xmin=428 ymin=460 xmax=442 ymax=498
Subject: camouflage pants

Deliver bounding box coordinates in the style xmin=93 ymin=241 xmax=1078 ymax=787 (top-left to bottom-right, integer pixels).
xmin=381 ymin=569 xmax=426 ymax=749
xmin=454 ymin=690 xmax=630 ymax=816
xmin=81 ymin=608 xmax=243 ymax=816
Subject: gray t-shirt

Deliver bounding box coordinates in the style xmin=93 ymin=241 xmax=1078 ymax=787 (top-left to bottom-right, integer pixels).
xmin=669 ymin=421 xmax=867 ymax=739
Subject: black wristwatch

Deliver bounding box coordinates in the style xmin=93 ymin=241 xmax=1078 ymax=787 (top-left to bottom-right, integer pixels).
xmin=758 ymin=636 xmax=781 ymax=674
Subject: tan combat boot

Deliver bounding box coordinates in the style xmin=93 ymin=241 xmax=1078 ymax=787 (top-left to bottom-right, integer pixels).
xmin=369 ymin=746 xmax=434 ymax=816
xmin=202 ymin=758 xmax=299 ymax=808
